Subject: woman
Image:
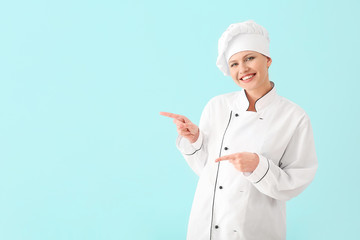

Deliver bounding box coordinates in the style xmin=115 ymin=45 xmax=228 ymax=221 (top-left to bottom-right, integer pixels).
xmin=160 ymin=20 xmax=317 ymax=240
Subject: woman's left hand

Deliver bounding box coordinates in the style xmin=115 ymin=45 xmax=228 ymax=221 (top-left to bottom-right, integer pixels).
xmin=215 ymin=152 xmax=260 ymax=172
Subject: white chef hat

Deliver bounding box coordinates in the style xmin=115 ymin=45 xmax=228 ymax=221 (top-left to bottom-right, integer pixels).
xmin=216 ymin=20 xmax=270 ymax=76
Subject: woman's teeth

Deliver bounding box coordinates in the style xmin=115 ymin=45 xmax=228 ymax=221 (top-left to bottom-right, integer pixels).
xmin=242 ymin=74 xmax=255 ymax=80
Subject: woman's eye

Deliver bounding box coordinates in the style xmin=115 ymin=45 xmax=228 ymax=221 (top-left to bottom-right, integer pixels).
xmin=230 ymin=63 xmax=238 ymax=67
xmin=245 ymin=56 xmax=255 ymax=62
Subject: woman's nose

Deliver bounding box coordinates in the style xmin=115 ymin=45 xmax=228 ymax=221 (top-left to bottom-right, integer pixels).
xmin=238 ymin=62 xmax=249 ymax=74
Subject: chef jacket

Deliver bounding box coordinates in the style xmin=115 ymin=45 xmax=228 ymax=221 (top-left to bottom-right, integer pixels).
xmin=176 ymin=83 xmax=318 ymax=240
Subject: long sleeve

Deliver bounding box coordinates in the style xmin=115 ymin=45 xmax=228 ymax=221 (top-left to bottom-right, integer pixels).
xmin=176 ymin=100 xmax=212 ymax=176
xmin=246 ymin=116 xmax=318 ymax=201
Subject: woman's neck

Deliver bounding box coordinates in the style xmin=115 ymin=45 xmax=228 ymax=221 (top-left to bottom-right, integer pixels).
xmin=245 ymin=81 xmax=273 ymax=112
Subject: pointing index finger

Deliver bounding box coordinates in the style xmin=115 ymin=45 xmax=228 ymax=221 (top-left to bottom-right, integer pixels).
xmin=160 ymin=112 xmax=188 ymax=122
xmin=215 ymin=154 xmax=235 ymax=162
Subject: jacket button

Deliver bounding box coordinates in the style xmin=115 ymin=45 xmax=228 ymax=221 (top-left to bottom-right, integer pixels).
xmin=215 ymin=225 xmax=219 ymax=229
xmin=235 ymin=113 xmax=239 ymax=117
xmin=219 ymin=186 xmax=223 ymax=189
xmin=224 ymin=147 xmax=228 ymax=150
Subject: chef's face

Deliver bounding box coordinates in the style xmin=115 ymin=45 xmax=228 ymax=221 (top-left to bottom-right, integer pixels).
xmin=228 ymin=51 xmax=272 ymax=93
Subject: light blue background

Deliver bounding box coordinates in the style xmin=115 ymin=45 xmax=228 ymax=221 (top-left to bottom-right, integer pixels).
xmin=0 ymin=0 xmax=359 ymax=239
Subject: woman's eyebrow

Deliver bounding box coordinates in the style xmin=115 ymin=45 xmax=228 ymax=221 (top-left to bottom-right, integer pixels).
xmin=229 ymin=53 xmax=254 ymax=64
xmin=242 ymin=53 xmax=253 ymax=59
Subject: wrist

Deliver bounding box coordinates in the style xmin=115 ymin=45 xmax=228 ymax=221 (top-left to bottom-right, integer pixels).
xmin=190 ymin=128 xmax=200 ymax=143
xmin=253 ymin=153 xmax=260 ymax=169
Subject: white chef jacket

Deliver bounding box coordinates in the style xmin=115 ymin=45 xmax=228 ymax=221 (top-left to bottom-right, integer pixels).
xmin=176 ymin=83 xmax=318 ymax=240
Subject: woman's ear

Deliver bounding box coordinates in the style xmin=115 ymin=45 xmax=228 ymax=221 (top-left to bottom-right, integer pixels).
xmin=267 ymin=57 xmax=272 ymax=68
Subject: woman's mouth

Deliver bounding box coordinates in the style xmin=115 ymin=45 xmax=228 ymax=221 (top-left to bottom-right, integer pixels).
xmin=240 ymin=73 xmax=256 ymax=83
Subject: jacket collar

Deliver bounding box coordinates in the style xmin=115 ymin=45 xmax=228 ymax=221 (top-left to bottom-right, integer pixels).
xmin=236 ymin=81 xmax=278 ymax=112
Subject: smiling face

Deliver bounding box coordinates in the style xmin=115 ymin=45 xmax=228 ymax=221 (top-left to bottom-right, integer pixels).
xmin=228 ymin=50 xmax=272 ymax=96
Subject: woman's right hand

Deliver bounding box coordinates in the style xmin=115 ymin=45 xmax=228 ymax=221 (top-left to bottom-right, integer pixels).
xmin=160 ymin=112 xmax=200 ymax=143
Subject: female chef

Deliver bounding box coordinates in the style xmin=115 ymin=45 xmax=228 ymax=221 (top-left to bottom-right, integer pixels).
xmin=160 ymin=20 xmax=318 ymax=240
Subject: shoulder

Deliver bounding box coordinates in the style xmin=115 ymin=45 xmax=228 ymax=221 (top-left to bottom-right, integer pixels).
xmin=277 ymin=95 xmax=311 ymax=124
xmin=199 ymin=91 xmax=239 ymax=117
xmin=206 ymin=91 xmax=240 ymax=109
